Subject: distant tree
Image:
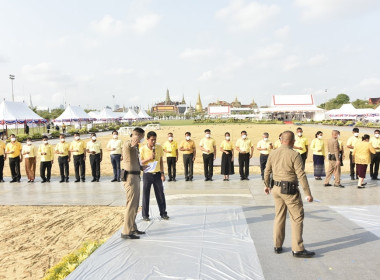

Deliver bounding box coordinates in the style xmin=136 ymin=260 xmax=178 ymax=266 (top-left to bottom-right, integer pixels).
xmin=351 ymin=99 xmax=376 ymax=109
xmin=318 ymin=93 xmax=350 ymax=110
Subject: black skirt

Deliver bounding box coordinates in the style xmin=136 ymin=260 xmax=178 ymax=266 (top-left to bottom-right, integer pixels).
xmin=221 ymin=150 xmax=235 ymax=175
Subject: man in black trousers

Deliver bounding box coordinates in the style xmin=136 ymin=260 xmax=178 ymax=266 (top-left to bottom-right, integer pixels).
xmin=86 ymin=133 xmax=103 ymax=182
xmin=199 ymin=129 xmax=216 ymax=181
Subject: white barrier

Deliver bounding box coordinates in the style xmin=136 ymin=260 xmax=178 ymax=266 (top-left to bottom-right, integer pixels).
xmin=145 ymin=124 xmax=160 ymax=130
xmin=118 ymin=127 xmax=135 ymax=136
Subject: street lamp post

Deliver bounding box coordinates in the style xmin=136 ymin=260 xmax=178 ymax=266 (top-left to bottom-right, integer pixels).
xmin=9 ymin=74 xmax=15 ymax=102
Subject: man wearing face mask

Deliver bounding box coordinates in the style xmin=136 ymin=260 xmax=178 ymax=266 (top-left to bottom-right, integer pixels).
xmin=86 ymin=133 xmax=102 ymax=182
xmin=199 ymin=129 xmax=216 ymax=181
xmin=235 ymin=131 xmax=254 ymax=180
xmin=38 ymin=136 xmax=54 ymax=183
xmin=5 ymin=134 xmax=23 ymax=183
xmin=121 ymin=127 xmax=146 ymax=239
xmin=293 ymin=128 xmax=308 ymax=170
xmin=257 ymin=132 xmax=273 ymax=180
xmin=369 ymin=129 xmax=380 ymax=180
xmin=347 ymin=128 xmax=360 ymax=180
xmin=69 ymin=133 xmax=86 ymax=182
xmin=179 ymin=132 xmax=196 ymax=181
xmin=22 ymin=138 xmax=37 ymax=183
xmin=163 ymin=133 xmax=178 ymax=182
xmin=107 ymin=130 xmax=123 ymax=182
xmin=55 ymin=134 xmax=71 ymax=183
xmin=0 ymin=137 xmax=6 ymax=182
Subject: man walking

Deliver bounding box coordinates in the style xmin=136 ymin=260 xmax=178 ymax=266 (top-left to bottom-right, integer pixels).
xmin=38 ymin=136 xmax=54 ymax=183
xmin=324 ymin=130 xmax=344 ymax=188
xmin=86 ymin=133 xmax=102 ymax=182
xmin=369 ymin=129 xmax=380 ymax=180
xmin=347 ymin=128 xmax=360 ymax=180
xmin=257 ymin=132 xmax=273 ymax=180
xmin=55 ymin=134 xmax=70 ymax=183
xmin=179 ymin=132 xmax=196 ymax=181
xmin=5 ymin=134 xmax=23 ymax=183
xmin=107 ymin=130 xmax=123 ymax=182
xmin=199 ymin=129 xmax=216 ymax=181
xmin=235 ymin=131 xmax=253 ymax=180
xmin=264 ymin=130 xmax=315 ymax=258
xmin=70 ymin=133 xmax=86 ymax=182
xmin=163 ymin=132 xmax=178 ymax=182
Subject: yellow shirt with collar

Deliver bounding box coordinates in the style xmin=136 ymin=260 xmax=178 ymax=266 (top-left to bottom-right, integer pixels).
xmin=257 ymin=139 xmax=272 ymax=155
xmin=199 ymin=137 xmax=216 ymax=154
xmin=0 ymin=140 xmax=6 ymax=156
xmin=338 ymin=139 xmax=344 ymax=152
xmin=294 ymin=135 xmax=308 ymax=154
xmin=220 ymin=140 xmax=234 ymax=151
xmin=6 ymin=142 xmax=22 ymax=158
xmin=370 ymin=137 xmax=380 ymax=151
xmin=310 ymin=138 xmax=325 ymax=156
xmin=38 ymin=144 xmax=54 ymax=162
xmin=179 ymin=139 xmax=196 ymax=154
xmin=162 ymin=140 xmax=178 ymax=157
xmin=22 ymin=144 xmax=37 ymax=158
xmin=107 ymin=139 xmax=123 ymax=155
xmin=235 ymin=138 xmax=253 ymax=153
xmin=87 ymin=141 xmax=102 ymax=154
xmin=347 ymin=136 xmax=360 ymax=152
xmin=69 ymin=140 xmax=85 ymax=156
xmin=55 ymin=142 xmax=70 ymax=156
xmin=140 ymin=144 xmax=163 ymax=173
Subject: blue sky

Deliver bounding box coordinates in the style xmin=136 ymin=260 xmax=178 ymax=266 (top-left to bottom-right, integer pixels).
xmin=1 ymin=0 xmax=380 ymax=110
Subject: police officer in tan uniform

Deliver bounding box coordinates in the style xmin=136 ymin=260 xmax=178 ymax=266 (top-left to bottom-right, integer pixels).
xmin=121 ymin=127 xmax=146 ymax=240
xmin=264 ymin=130 xmax=315 ymax=258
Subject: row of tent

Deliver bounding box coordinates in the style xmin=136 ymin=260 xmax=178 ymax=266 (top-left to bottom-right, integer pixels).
xmin=327 ymin=104 xmax=380 ymax=120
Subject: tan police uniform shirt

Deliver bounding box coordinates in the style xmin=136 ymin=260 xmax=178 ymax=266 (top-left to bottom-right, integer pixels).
xmin=264 ymin=145 xmax=311 ymax=197
xmin=327 ymin=138 xmax=340 ymax=161
xmin=123 ymin=140 xmax=141 ymax=172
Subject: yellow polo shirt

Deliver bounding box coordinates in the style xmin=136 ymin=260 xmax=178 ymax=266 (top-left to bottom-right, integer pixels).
xmin=38 ymin=144 xmax=54 ymax=162
xmin=162 ymin=140 xmax=178 ymax=157
xmin=0 ymin=140 xmax=6 ymax=156
xmin=6 ymin=142 xmax=22 ymax=158
xmin=107 ymin=139 xmax=123 ymax=155
xmin=257 ymin=139 xmax=272 ymax=155
xmin=199 ymin=137 xmax=216 ymax=154
xmin=370 ymin=137 xmax=380 ymax=151
xmin=55 ymin=142 xmax=70 ymax=156
xmin=70 ymin=140 xmax=85 ymax=156
xmin=140 ymin=144 xmax=163 ymax=173
xmin=347 ymin=136 xmax=360 ymax=152
xmin=235 ymin=138 xmax=253 ymax=153
xmin=310 ymin=138 xmax=325 ymax=156
xmin=220 ymin=140 xmax=234 ymax=151
xmin=22 ymin=144 xmax=37 ymax=158
xmin=87 ymin=141 xmax=102 ymax=154
xmin=338 ymin=140 xmax=344 ymax=152
xmin=273 ymin=139 xmax=281 ymax=150
xmin=180 ymin=140 xmax=196 ymax=154
xmin=294 ymin=136 xmax=308 ymax=154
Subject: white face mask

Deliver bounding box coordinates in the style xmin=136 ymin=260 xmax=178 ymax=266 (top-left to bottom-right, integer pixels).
xmin=60 ymin=138 xmax=65 ymax=142
xmin=43 ymin=140 xmax=48 ymax=144
xmin=263 ymin=137 xmax=268 ymax=141
xmin=27 ymin=141 xmax=32 ymax=145
xmin=75 ymin=136 xmax=80 ymax=140
xmin=186 ymin=136 xmax=191 ymax=140
xmin=11 ymin=137 xmax=16 ymax=142
xmin=92 ymin=136 xmax=97 ymax=141
xmin=113 ymin=134 xmax=118 ymax=139
xmin=225 ymin=136 xmax=230 ymax=140
xmin=242 ymin=134 xmax=247 ymax=139
xmin=297 ymin=132 xmax=302 ymax=137
xmin=318 ymin=135 xmax=323 ymax=139
xmin=140 ymin=138 xmax=145 ymax=143
xmin=205 ymin=134 xmax=210 ymax=138
xmin=354 ymin=133 xmax=359 ymax=137
xmin=376 ymin=134 xmax=380 ymax=138
xmin=168 ymin=136 xmax=173 ymax=141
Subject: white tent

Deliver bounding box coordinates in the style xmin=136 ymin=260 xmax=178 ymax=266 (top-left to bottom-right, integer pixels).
xmin=138 ymin=110 xmax=152 ymax=120
xmin=54 ymin=105 xmax=93 ymax=126
xmin=0 ymin=100 xmax=46 ymax=128
xmin=93 ymin=108 xmax=121 ymax=124
xmin=88 ymin=111 xmax=100 ymax=119
xmin=122 ymin=109 xmax=140 ymax=121
xmin=327 ymin=104 xmax=377 ymax=120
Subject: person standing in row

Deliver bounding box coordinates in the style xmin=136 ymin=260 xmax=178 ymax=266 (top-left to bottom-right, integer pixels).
xmin=369 ymin=129 xmax=380 ymax=180
xmin=235 ymin=131 xmax=253 ymax=180
xmin=324 ymin=130 xmax=344 ymax=188
xmin=293 ymin=127 xmax=308 ymax=170
xmin=264 ymin=131 xmax=315 ymax=258
xmin=179 ymin=132 xmax=196 ymax=181
xmin=70 ymin=133 xmax=86 ymax=182
xmin=220 ymin=132 xmax=234 ymax=181
xmin=273 ymin=133 xmax=282 ymax=150
xmin=347 ymin=128 xmax=360 ymax=180
xmin=38 ymin=136 xmax=54 ymax=183
xmin=257 ymin=132 xmax=273 ymax=180
xmin=55 ymin=134 xmax=70 ymax=183
xmin=310 ymin=131 xmax=325 ymax=180
xmin=338 ymin=131 xmax=344 ymax=167
xmin=22 ymin=138 xmax=36 ymax=183
xmin=87 ymin=133 xmax=102 ymax=182
xmin=121 ymin=127 xmax=146 ymax=240
xmin=5 ymin=134 xmax=23 ymax=183
xmin=0 ymin=137 xmax=6 ymax=182
xmin=140 ymin=131 xmax=169 ymax=221
xmin=353 ymin=134 xmax=376 ymax=189
xmin=107 ymin=130 xmax=123 ymax=182
xmin=199 ymin=129 xmax=216 ymax=181
xmin=163 ymin=132 xmax=178 ymax=182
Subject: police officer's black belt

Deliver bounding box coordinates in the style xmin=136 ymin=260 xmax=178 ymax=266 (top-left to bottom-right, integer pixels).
xmin=126 ymin=171 xmax=141 ymax=175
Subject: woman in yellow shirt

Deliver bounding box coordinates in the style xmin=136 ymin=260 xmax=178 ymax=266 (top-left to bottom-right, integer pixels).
xmin=353 ymin=134 xmax=376 ymax=188
xmin=220 ymin=132 xmax=234 ymax=181
xmin=310 ymin=131 xmax=325 ymax=180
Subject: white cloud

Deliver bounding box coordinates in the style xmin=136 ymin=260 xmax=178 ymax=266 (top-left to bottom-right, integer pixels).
xmin=342 ymin=44 xmax=364 ymax=54
xmin=295 ymin=0 xmax=380 ymax=20
xmin=90 ymin=15 xmax=124 ymax=36
xmin=216 ymin=0 xmax=280 ymax=31
xmin=359 ymin=77 xmax=380 ymax=88
xmin=46 ymin=36 xmax=69 ymax=48
xmin=179 ymin=48 xmax=215 ymax=59
xmin=0 ymin=55 xmax=9 ymax=63
xmin=198 ymin=71 xmax=214 ymax=81
xmin=130 ymin=14 xmax=161 ymax=34
xmin=308 ymin=54 xmax=328 ymax=66
xmin=107 ymin=67 xmax=135 ymax=76
xmin=22 ymin=63 xmax=76 ymax=87
xmin=250 ymin=43 xmax=283 ymax=60
xmin=281 ymin=82 xmax=293 ymax=88
xmin=274 ymin=25 xmax=290 ymax=39
xmin=81 ymin=37 xmax=100 ymax=49
xmin=283 ymin=55 xmax=302 ymax=71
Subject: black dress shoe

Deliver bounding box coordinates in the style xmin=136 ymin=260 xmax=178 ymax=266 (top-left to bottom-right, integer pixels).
xmin=245 ymin=177 xmax=250 ymax=180
xmin=46 ymin=180 xmax=50 ymax=182
xmin=240 ymin=177 xmax=244 ymax=181
xmin=351 ymin=176 xmax=355 ymax=180
xmin=185 ymin=178 xmax=189 ymax=181
xmin=91 ymin=179 xmax=96 ymax=182
xmin=74 ymin=179 xmax=80 ymax=182
xmin=120 ymin=233 xmax=140 ymax=239
xmin=41 ymin=180 xmax=47 ymax=183
xmin=111 ymin=179 xmax=117 ymax=182
xmin=96 ymin=179 xmax=99 ymax=182
xmin=168 ymin=178 xmax=172 ymax=182
xmin=117 ymin=179 xmax=121 ymax=182
xmin=59 ymin=180 xmax=64 ymax=183
xmin=161 ymin=214 xmax=170 ymax=220
xmin=66 ymin=179 xmax=69 ymax=183
xmin=173 ymin=178 xmax=176 ymax=182
xmin=133 ymin=230 xmax=146 ymax=235
xmin=189 ymin=178 xmax=193 ymax=181
xmin=0 ymin=179 xmax=4 ymax=182
xmin=371 ymin=177 xmax=378 ymax=180
xmin=204 ymin=178 xmax=209 ymax=181
xmin=10 ymin=180 xmax=16 ymax=183
xmin=358 ymin=186 xmax=365 ymax=189
xmin=292 ymin=249 xmax=315 ymax=258
xmin=334 ymin=184 xmax=345 ymax=188
xmin=361 ymin=182 xmax=367 ymax=186
xmin=81 ymin=179 xmax=85 ymax=182
xmin=142 ymin=217 xmax=150 ymax=221
xmin=324 ymin=183 xmax=332 ymax=187
xmin=209 ymin=178 xmax=213 ymax=181
xmin=274 ymin=247 xmax=283 ymax=254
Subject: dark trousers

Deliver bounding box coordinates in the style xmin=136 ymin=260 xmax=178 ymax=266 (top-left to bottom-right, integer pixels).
xmin=90 ymin=153 xmax=101 ymax=180
xmin=73 ymin=154 xmax=85 ymax=180
xmin=260 ymin=154 xmax=269 ymax=178
xmin=238 ymin=153 xmax=250 ymax=178
xmin=370 ymin=152 xmax=380 ymax=179
xmin=40 ymin=161 xmax=52 ymax=181
xmin=202 ymin=153 xmax=214 ymax=179
xmin=167 ymin=157 xmax=176 ymax=179
xmin=183 ymin=154 xmax=194 ymax=180
xmin=300 ymin=153 xmax=307 ymax=170
xmin=58 ymin=156 xmax=69 ymax=180
xmin=9 ymin=157 xmax=21 ymax=181
xmin=0 ymin=155 xmax=4 ymax=180
xmin=142 ymin=172 xmax=167 ymax=218
xmin=111 ymin=154 xmax=121 ymax=180
xmin=349 ymin=151 xmax=356 ymax=177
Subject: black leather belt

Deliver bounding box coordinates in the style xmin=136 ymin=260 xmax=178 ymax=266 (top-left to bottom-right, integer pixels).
xmin=127 ymin=171 xmax=141 ymax=175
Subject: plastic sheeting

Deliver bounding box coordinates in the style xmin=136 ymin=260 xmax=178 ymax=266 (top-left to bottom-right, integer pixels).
xmin=66 ymin=206 xmax=264 ymax=280
xmin=331 ymin=206 xmax=380 ymax=238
